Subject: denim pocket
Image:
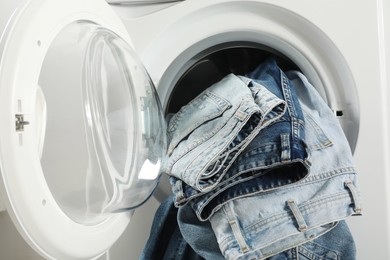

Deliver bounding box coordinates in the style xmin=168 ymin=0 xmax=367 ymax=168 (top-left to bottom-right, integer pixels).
xmin=167 ymin=90 xmax=231 ymax=155
xmin=298 ymin=241 xmax=340 ymax=260
xmin=303 ymin=109 xmax=333 ymax=151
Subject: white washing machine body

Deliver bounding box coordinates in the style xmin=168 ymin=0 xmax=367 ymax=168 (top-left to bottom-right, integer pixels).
xmin=0 ymin=0 xmax=389 ymax=259
xmin=111 ymin=0 xmax=390 ymax=259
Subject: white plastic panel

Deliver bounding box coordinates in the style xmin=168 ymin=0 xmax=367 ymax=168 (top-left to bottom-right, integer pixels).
xmin=0 ymin=194 xmax=5 ymax=212
xmin=0 ymin=0 xmax=146 ymax=259
xmin=115 ymin=1 xmax=390 ymax=258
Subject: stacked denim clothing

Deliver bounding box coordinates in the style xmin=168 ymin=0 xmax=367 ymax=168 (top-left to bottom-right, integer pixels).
xmin=142 ymin=57 xmax=361 ymax=260
xmin=168 ymin=59 xmax=310 ymax=222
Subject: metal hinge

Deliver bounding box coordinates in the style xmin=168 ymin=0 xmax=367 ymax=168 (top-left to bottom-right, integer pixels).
xmin=15 ymin=114 xmax=30 ymax=132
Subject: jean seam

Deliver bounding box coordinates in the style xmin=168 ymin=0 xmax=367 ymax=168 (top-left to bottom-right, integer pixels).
xmin=242 ymin=191 xmax=353 ymax=236
xmin=344 ymin=180 xmax=362 ymax=215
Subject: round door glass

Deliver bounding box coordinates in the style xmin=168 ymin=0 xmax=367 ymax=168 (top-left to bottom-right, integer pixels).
xmin=38 ymin=21 xmax=166 ymax=225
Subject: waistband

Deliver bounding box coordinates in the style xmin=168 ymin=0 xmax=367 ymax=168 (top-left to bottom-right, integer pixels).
xmin=210 ymin=172 xmax=361 ymax=260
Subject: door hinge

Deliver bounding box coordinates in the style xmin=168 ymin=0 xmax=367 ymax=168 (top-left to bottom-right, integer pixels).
xmin=15 ymin=114 xmax=30 ymax=132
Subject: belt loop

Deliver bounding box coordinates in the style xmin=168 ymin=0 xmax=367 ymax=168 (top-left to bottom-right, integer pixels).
xmin=287 ymin=199 xmax=308 ymax=232
xmin=281 ymin=133 xmax=291 ymax=162
xmin=223 ymin=203 xmax=250 ymax=253
xmin=280 ymin=71 xmax=301 ymax=141
xmin=280 ymin=70 xmax=297 ymax=118
xmin=237 ymin=75 xmax=252 ymax=86
xmin=234 ymin=109 xmax=249 ymax=121
xmin=172 ymin=179 xmax=186 ymax=206
xmin=344 ymin=180 xmax=363 ymax=215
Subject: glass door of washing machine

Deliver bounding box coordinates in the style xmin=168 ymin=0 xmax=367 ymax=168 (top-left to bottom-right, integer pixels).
xmin=0 ymin=3 xmax=167 ymax=257
xmin=38 ymin=21 xmax=167 ymax=225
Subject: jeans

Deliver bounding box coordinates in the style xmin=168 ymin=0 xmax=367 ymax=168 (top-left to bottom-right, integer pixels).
xmin=142 ymin=197 xmax=356 ymax=260
xmin=140 ymin=195 xmax=204 ymax=260
xmin=206 ymin=70 xmax=361 ymax=259
xmin=170 ymin=58 xmax=310 ymax=221
xmin=164 ymin=72 xmax=287 ymax=192
xmin=267 ymin=220 xmax=356 ymax=260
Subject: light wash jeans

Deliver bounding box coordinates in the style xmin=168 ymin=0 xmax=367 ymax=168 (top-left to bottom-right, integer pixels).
xmin=170 ymin=58 xmax=310 ymax=221
xmin=164 ymin=72 xmax=287 ymax=192
xmin=207 ymin=70 xmax=361 ymax=259
xmin=141 ymin=195 xmax=356 ymax=260
xmin=178 ymin=198 xmax=356 ymax=260
xmin=266 ymin=220 xmax=356 ymax=260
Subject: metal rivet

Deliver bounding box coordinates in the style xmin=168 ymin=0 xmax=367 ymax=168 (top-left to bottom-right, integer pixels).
xmin=15 ymin=114 xmax=29 ymax=131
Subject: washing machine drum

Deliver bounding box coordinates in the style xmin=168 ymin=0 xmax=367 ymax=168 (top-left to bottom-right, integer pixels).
xmin=0 ymin=0 xmax=166 ymax=259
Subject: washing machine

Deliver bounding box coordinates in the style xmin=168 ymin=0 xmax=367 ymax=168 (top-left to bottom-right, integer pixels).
xmin=0 ymin=0 xmax=389 ymax=259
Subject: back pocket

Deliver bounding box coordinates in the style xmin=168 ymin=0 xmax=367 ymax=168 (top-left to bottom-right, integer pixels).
xmin=298 ymin=241 xmax=340 ymax=260
xmin=303 ymin=108 xmax=333 ymax=151
xmin=167 ymin=90 xmax=231 ymax=155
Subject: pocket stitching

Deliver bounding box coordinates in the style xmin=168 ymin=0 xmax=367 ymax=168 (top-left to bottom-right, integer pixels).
xmin=167 ymin=90 xmax=231 ymax=155
xmin=303 ymin=109 xmax=333 ymax=151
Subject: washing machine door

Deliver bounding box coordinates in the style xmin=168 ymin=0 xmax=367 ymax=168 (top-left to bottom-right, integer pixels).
xmin=0 ymin=0 xmax=166 ymax=259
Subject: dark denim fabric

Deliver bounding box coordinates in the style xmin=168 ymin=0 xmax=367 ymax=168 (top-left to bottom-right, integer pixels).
xmin=140 ymin=195 xmax=203 ymax=260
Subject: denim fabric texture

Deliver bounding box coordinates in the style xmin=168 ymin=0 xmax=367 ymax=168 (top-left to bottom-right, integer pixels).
xmin=164 ymin=72 xmax=287 ymax=192
xmin=207 ymin=70 xmax=361 ymax=259
xmin=267 ymin=220 xmax=356 ymax=260
xmin=170 ymin=58 xmax=310 ymax=221
xmin=142 ymin=198 xmax=355 ymax=260
xmin=155 ymin=58 xmax=360 ymax=259
xmin=140 ymin=195 xmax=204 ymax=260
xmin=177 ymin=202 xmax=225 ymax=260
xmin=177 ymin=200 xmax=356 ymax=260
